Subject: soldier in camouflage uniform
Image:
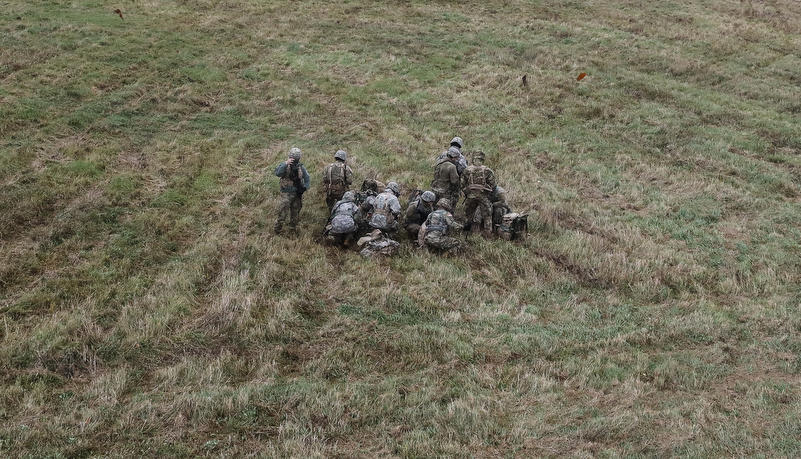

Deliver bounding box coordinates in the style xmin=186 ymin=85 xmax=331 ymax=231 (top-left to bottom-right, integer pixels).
xmin=431 ymin=148 xmax=461 ymax=211
xmin=423 ymin=198 xmax=463 ymax=253
xmin=369 ymin=181 xmax=402 ymax=234
xmin=273 ymin=147 xmax=311 ymax=233
xmin=327 ymin=191 xmax=362 ymax=247
xmin=435 ymin=136 xmax=467 ymax=176
xmin=322 ymin=149 xmax=354 ymax=213
xmin=460 ymin=150 xmax=496 ymax=237
xmin=488 ymin=185 xmax=511 ymax=234
xmin=404 ymin=190 xmax=436 ymax=241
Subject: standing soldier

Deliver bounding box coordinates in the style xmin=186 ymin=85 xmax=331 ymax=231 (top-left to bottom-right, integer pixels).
xmin=273 ymin=147 xmax=310 ymax=233
xmin=322 ymin=149 xmax=353 ymax=213
xmin=435 ymin=136 xmax=467 ymax=176
xmin=431 ymin=147 xmax=461 ymax=211
xmin=369 ymin=181 xmax=402 ymax=235
xmin=423 ymin=198 xmax=464 ymax=253
xmin=461 ymin=150 xmax=496 ymax=237
xmin=404 ymin=190 xmax=437 ymax=241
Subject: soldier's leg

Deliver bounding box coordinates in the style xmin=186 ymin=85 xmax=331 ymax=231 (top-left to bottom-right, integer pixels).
xmin=274 ymin=192 xmax=293 ymax=232
xmin=464 ymin=198 xmax=479 ymax=226
xmin=326 ymin=190 xmax=344 ymax=213
xmin=289 ymin=195 xmax=303 ymax=229
xmin=478 ymin=196 xmax=493 ymax=236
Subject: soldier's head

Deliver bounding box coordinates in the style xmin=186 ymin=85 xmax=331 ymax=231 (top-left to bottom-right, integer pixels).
xmin=288 ymin=147 xmax=302 ymax=160
xmin=436 ymin=198 xmax=451 ymax=210
xmin=450 ymin=136 xmax=463 ymax=150
xmin=334 ymin=149 xmax=347 ymax=162
xmin=386 ymin=181 xmax=400 ymax=196
xmin=447 ymin=147 xmax=460 ymax=161
xmin=421 ymin=191 xmax=436 ymax=203
xmin=342 ymin=191 xmax=356 ymax=202
xmin=472 ymin=150 xmax=485 ymax=165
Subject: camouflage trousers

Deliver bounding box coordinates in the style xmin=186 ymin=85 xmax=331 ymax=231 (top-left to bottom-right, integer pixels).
xmin=405 ymin=222 xmax=423 ymax=241
xmin=464 ymin=195 xmax=492 ymax=232
xmin=424 ymin=231 xmax=462 ymax=252
xmin=275 ymin=192 xmax=303 ymax=231
xmin=325 ymin=188 xmax=346 ymax=213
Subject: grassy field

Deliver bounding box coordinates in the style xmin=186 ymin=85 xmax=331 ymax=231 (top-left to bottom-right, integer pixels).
xmin=2 ymin=0 xmax=801 ymax=457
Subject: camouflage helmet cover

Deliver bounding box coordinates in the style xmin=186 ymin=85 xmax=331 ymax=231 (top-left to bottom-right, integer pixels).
xmin=472 ymin=150 xmax=486 ymax=161
xmin=436 ymin=198 xmax=451 ymax=209
xmin=289 ymin=147 xmax=302 ymax=160
xmin=421 ymin=190 xmax=436 ymax=202
xmin=386 ymin=181 xmax=400 ymax=195
xmin=450 ymin=136 xmax=463 ymax=149
xmin=342 ymin=191 xmax=356 ymax=202
xmin=446 ymin=146 xmax=460 ymax=158
xmin=334 ymin=149 xmax=347 ymax=161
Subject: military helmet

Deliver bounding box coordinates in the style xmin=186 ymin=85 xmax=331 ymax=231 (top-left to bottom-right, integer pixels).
xmin=421 ymin=191 xmax=436 ymax=202
xmin=450 ymin=136 xmax=463 ymax=149
xmin=472 ymin=150 xmax=486 ymax=161
xmin=446 ymin=146 xmax=460 ymax=158
xmin=386 ymin=181 xmax=400 ymax=195
xmin=334 ymin=149 xmax=347 ymax=161
xmin=342 ymin=191 xmax=355 ymax=202
xmin=289 ymin=147 xmax=302 ymax=160
xmin=436 ymin=198 xmax=451 ymax=209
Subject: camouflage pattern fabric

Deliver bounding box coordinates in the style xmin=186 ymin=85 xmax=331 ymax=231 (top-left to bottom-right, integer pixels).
xmin=461 ymin=164 xmax=496 ymax=233
xmin=330 ymin=201 xmax=360 ymax=234
xmin=275 ymin=192 xmax=303 ymax=231
xmin=431 ymin=158 xmax=460 ymax=209
xmin=423 ymin=209 xmax=463 ymax=252
xmin=323 ymin=161 xmax=353 ymax=212
xmin=369 ymin=191 xmax=401 ymax=231
xmin=435 ymin=149 xmax=467 ymax=175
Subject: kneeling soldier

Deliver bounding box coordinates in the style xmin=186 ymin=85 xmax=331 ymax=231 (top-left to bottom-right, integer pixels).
xmin=423 ymin=198 xmax=464 ymax=253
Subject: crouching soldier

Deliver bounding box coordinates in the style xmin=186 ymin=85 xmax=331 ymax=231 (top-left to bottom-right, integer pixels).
xmin=488 ymin=185 xmax=511 ymax=233
xmin=369 ymin=181 xmax=401 ymax=235
xmin=327 ymin=191 xmax=362 ymax=247
xmin=404 ymin=190 xmax=436 ymax=241
xmin=423 ymin=198 xmax=463 ymax=253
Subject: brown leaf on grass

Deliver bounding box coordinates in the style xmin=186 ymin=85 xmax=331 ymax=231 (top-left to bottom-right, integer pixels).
xmin=577 ymin=72 xmax=587 ymax=81
xmin=114 ymin=9 xmax=124 ymax=20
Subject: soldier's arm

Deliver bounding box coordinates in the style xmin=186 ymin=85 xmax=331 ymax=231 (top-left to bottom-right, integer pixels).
xmin=487 ymin=170 xmax=497 ymax=189
xmin=449 ymin=166 xmax=460 ymax=186
xmin=274 ymin=162 xmax=288 ymax=177
xmin=346 ymin=166 xmax=353 ymax=186
xmin=302 ymin=166 xmax=311 ymax=189
xmin=322 ymin=165 xmax=330 ymax=185
xmin=445 ymin=213 xmax=462 ymax=232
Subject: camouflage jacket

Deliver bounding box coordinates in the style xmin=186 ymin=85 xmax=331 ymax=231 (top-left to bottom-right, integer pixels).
xmin=431 ymin=158 xmax=460 ymax=195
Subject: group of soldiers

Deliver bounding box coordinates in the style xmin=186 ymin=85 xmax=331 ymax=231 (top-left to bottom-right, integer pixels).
xmin=273 ymin=137 xmax=525 ymax=255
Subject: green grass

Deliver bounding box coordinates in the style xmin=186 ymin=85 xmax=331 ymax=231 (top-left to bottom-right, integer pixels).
xmin=2 ymin=0 xmax=801 ymax=457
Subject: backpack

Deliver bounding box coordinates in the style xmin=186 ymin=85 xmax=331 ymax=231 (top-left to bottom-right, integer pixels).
xmin=424 ymin=210 xmax=450 ymax=235
xmin=499 ymin=213 xmax=528 ymax=241
xmin=325 ymin=162 xmax=348 ymax=195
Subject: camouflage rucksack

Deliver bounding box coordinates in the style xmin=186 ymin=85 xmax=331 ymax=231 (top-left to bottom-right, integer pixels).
xmin=499 ymin=212 xmax=528 ymax=241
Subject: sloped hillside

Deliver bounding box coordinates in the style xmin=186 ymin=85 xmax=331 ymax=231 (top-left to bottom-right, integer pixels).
xmin=1 ymin=0 xmax=800 ymax=457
